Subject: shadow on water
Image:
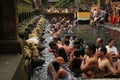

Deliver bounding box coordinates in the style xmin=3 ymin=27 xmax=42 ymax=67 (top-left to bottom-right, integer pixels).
xmin=76 ymin=24 xmax=120 ymax=51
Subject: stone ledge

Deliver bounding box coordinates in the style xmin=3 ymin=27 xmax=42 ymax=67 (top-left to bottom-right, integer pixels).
xmin=0 ymin=54 xmax=28 ymax=80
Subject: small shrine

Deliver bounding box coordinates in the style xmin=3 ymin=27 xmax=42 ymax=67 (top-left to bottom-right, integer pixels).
xmin=47 ymin=0 xmax=58 ymax=13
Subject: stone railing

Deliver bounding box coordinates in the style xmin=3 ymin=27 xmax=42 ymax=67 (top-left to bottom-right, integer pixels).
xmin=18 ymin=15 xmax=46 ymax=79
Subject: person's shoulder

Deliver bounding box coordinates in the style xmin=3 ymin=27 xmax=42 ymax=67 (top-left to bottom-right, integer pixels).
xmin=58 ymin=44 xmax=64 ymax=48
xmin=104 ymin=58 xmax=112 ymax=66
xmin=57 ymin=68 xmax=66 ymax=75
xmin=59 ymin=68 xmax=66 ymax=71
xmin=116 ymin=59 xmax=120 ymax=64
xmin=91 ymin=56 xmax=98 ymax=62
xmin=87 ymin=57 xmax=98 ymax=66
xmin=55 ymin=57 xmax=63 ymax=61
xmin=104 ymin=58 xmax=110 ymax=62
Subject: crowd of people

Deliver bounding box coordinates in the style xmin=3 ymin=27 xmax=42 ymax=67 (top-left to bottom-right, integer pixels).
xmin=90 ymin=4 xmax=120 ymax=27
xmin=46 ymin=16 xmax=120 ymax=80
xmin=109 ymin=5 xmax=120 ymax=26
xmin=21 ymin=13 xmax=120 ymax=79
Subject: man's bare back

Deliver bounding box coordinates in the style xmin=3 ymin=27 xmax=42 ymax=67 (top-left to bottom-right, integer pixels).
xmin=63 ymin=45 xmax=73 ymax=57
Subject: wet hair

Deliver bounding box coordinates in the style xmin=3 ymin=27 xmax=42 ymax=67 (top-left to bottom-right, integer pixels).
xmin=74 ymin=49 xmax=81 ymax=57
xmin=74 ymin=39 xmax=80 ymax=45
xmin=87 ymin=43 xmax=96 ymax=54
xmin=77 ymin=38 xmax=84 ymax=43
xmin=71 ymin=50 xmax=82 ymax=70
xmin=99 ymin=46 xmax=107 ymax=55
xmin=49 ymin=41 xmax=57 ymax=48
xmin=52 ymin=61 xmax=60 ymax=72
xmin=57 ymin=48 xmax=68 ymax=62
xmin=54 ymin=28 xmax=58 ymax=32
xmin=72 ymin=35 xmax=76 ymax=39
xmin=64 ymin=40 xmax=70 ymax=45
xmin=57 ymin=37 xmax=61 ymax=41
xmin=71 ymin=58 xmax=82 ymax=70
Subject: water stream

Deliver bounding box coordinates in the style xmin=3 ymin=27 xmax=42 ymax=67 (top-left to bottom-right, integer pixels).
xmin=31 ymin=21 xmax=54 ymax=80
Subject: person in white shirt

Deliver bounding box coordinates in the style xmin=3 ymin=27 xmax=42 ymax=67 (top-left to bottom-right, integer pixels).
xmin=106 ymin=39 xmax=118 ymax=55
xmin=93 ymin=9 xmax=98 ymax=18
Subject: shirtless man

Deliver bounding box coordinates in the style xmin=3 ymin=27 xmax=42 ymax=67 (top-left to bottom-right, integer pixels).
xmin=80 ymin=43 xmax=100 ymax=78
xmin=48 ymin=61 xmax=71 ymax=80
xmin=96 ymin=46 xmax=117 ymax=78
xmin=96 ymin=37 xmax=103 ymax=50
xmin=52 ymin=25 xmax=64 ymax=38
xmin=63 ymin=40 xmax=73 ymax=58
xmin=53 ymin=37 xmax=63 ymax=46
xmin=114 ymin=52 xmax=120 ymax=77
xmin=115 ymin=60 xmax=120 ymax=77
xmin=49 ymin=41 xmax=63 ymax=57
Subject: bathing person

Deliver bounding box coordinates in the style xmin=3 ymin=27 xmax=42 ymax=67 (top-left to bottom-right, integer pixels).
xmin=63 ymin=40 xmax=73 ymax=58
xmin=106 ymin=39 xmax=119 ymax=64
xmin=69 ymin=49 xmax=82 ymax=77
xmin=69 ymin=35 xmax=76 ymax=47
xmin=81 ymin=43 xmax=100 ymax=78
xmin=96 ymin=46 xmax=117 ymax=78
xmin=96 ymin=37 xmax=104 ymax=50
xmin=54 ymin=47 xmax=69 ymax=70
xmin=114 ymin=52 xmax=120 ymax=77
xmin=47 ymin=61 xmax=72 ymax=80
xmin=106 ymin=39 xmax=118 ymax=55
xmin=49 ymin=41 xmax=63 ymax=57
xmin=77 ymin=38 xmax=86 ymax=57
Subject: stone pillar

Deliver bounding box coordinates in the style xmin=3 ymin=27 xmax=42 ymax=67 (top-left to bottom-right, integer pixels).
xmin=0 ymin=0 xmax=23 ymax=54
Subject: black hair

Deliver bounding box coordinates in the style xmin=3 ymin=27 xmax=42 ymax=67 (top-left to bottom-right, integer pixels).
xmin=71 ymin=58 xmax=82 ymax=70
xmin=49 ymin=41 xmax=57 ymax=48
xmin=53 ymin=37 xmax=59 ymax=43
xmin=108 ymin=38 xmax=114 ymax=43
xmin=57 ymin=48 xmax=68 ymax=62
xmin=54 ymin=28 xmax=58 ymax=32
xmin=72 ymin=35 xmax=76 ymax=39
xmin=74 ymin=39 xmax=80 ymax=45
xmin=74 ymin=44 xmax=80 ymax=49
xmin=100 ymin=46 xmax=107 ymax=55
xmin=64 ymin=40 xmax=70 ymax=45
xmin=87 ymin=43 xmax=96 ymax=54
xmin=77 ymin=38 xmax=84 ymax=43
xmin=52 ymin=61 xmax=60 ymax=72
xmin=74 ymin=49 xmax=81 ymax=57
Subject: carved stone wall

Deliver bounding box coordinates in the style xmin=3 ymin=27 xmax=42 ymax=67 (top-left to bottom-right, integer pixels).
xmin=0 ymin=0 xmax=22 ymax=54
